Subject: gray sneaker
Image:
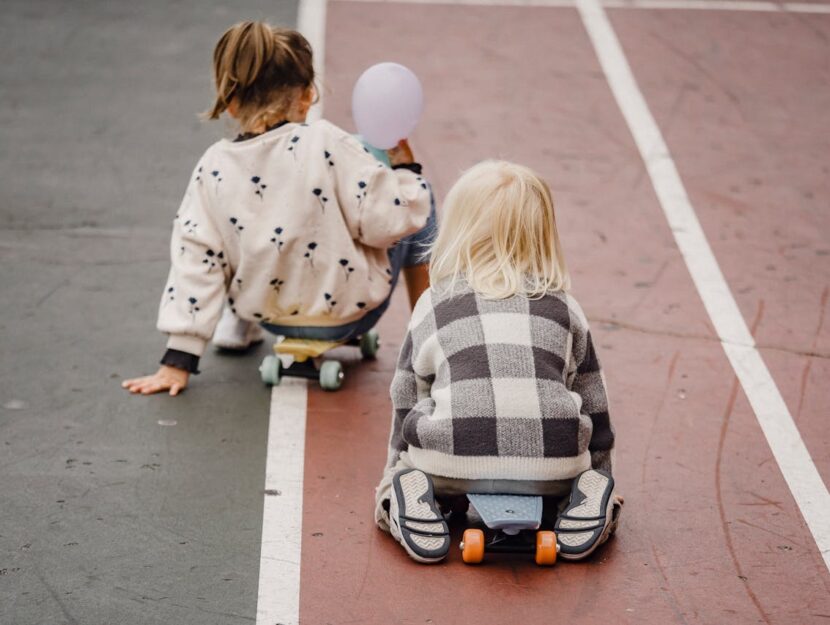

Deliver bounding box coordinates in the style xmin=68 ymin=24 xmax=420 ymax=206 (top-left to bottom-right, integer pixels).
xmin=554 ymin=469 xmax=620 ymax=560
xmin=212 ymin=304 xmax=264 ymax=350
xmin=389 ymin=469 xmax=450 ymax=564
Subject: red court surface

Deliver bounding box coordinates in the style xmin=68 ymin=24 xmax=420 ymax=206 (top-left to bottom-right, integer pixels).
xmin=294 ymin=3 xmax=829 ymax=624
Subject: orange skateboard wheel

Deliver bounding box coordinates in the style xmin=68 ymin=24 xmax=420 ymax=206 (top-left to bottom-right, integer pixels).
xmin=461 ymin=529 xmax=485 ymax=564
xmin=535 ymin=531 xmax=557 ymax=566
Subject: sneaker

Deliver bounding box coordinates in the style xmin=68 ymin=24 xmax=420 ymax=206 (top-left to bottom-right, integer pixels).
xmin=212 ymin=305 xmax=264 ymax=350
xmin=554 ymin=469 xmax=619 ymax=560
xmin=389 ymin=469 xmax=450 ymax=564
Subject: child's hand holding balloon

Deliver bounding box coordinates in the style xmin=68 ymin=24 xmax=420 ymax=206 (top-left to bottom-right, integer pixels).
xmin=386 ymin=139 xmax=415 ymax=167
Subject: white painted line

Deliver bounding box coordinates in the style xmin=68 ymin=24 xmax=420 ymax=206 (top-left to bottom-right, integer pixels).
xmin=337 ymin=0 xmax=830 ymax=13
xmin=603 ymin=0 xmax=830 ymax=11
xmin=340 ymin=0 xmax=573 ymax=5
xmin=255 ymin=378 xmax=309 ymax=625
xmin=784 ymin=2 xmax=830 ymax=12
xmin=254 ymin=5 xmax=326 ymax=623
xmin=605 ymin=0 xmax=830 ymax=11
xmin=298 ymin=0 xmax=329 ymax=122
xmin=575 ymin=0 xmax=830 ymax=571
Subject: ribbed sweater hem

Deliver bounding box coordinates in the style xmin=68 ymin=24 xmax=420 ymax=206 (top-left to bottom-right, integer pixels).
xmin=407 ymin=447 xmax=591 ymax=481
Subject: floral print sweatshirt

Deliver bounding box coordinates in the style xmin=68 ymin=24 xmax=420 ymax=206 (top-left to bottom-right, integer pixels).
xmin=157 ymin=119 xmax=432 ymax=357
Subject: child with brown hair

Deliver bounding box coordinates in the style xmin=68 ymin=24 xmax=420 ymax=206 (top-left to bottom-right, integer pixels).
xmin=375 ymin=161 xmax=621 ymax=563
xmin=123 ymin=21 xmax=435 ymax=396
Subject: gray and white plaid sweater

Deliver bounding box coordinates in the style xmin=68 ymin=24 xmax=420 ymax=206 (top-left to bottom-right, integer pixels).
xmin=385 ymin=282 xmax=614 ymax=482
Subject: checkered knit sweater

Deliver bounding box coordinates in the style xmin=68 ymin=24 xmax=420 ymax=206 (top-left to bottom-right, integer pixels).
xmin=386 ymin=283 xmax=615 ymax=482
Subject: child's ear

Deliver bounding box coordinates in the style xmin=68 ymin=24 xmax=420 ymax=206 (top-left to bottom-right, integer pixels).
xmin=298 ymin=86 xmax=315 ymax=115
xmin=226 ymin=98 xmax=240 ymax=119
xmin=304 ymin=85 xmax=316 ymax=106
xmin=287 ymin=87 xmax=315 ymax=123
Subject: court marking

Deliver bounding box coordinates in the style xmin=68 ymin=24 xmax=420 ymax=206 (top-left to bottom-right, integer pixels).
xmin=254 ymin=4 xmax=327 ymax=623
xmin=255 ymin=378 xmax=309 ymax=625
xmin=575 ymin=0 xmax=830 ymax=570
xmin=254 ymin=0 xmax=829 ymax=621
xmin=299 ymin=0 xmax=328 ymax=121
xmin=337 ymin=0 xmax=830 ymax=13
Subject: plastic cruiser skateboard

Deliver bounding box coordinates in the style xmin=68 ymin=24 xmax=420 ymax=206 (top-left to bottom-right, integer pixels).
xmin=459 ymin=494 xmax=558 ymax=565
xmin=258 ymin=329 xmax=379 ymax=391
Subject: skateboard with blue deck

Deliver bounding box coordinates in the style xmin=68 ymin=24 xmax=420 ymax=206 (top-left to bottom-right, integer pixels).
xmin=258 ymin=329 xmax=379 ymax=391
xmin=459 ymin=494 xmax=558 ymax=565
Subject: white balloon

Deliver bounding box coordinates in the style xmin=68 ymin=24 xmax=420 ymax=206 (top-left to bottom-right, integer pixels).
xmin=352 ymin=63 xmax=424 ymax=150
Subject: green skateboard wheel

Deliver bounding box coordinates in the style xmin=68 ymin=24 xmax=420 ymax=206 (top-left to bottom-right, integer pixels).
xmin=359 ymin=329 xmax=380 ymax=359
xmin=259 ymin=355 xmax=281 ymax=386
xmin=319 ymin=360 xmax=344 ymax=391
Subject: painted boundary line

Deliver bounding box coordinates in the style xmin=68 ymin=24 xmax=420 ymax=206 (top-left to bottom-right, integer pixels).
xmin=574 ymin=0 xmax=830 ymax=571
xmin=299 ymin=0 xmax=328 ymax=122
xmin=338 ymin=0 xmax=830 ymax=14
xmin=254 ymin=4 xmax=323 ymax=624
xmin=255 ymin=378 xmax=309 ymax=625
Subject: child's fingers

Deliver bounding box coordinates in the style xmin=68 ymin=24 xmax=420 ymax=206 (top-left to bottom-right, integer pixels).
xmin=127 ymin=378 xmax=163 ymax=395
xmin=123 ymin=380 xmax=146 ymax=393
xmin=140 ymin=382 xmax=167 ymax=395
xmin=169 ymin=383 xmax=183 ymax=397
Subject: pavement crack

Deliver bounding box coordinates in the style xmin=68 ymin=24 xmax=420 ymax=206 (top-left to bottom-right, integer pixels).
xmin=34 ymin=569 xmax=79 ymax=625
xmin=34 ymin=279 xmax=70 ymax=308
xmin=589 ymin=316 xmax=830 ymax=360
xmin=714 ymin=302 xmax=773 ymax=625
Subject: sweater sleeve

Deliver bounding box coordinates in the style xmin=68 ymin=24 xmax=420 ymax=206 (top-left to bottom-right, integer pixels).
xmin=156 ymin=158 xmax=232 ymax=357
xmin=329 ymin=128 xmax=431 ymax=250
xmin=385 ymin=330 xmax=419 ymax=471
xmin=571 ymin=321 xmax=615 ymax=475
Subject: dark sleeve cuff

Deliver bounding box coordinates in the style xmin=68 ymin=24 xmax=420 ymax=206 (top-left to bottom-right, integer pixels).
xmin=392 ymin=162 xmax=423 ymax=175
xmin=161 ymin=349 xmax=200 ymax=374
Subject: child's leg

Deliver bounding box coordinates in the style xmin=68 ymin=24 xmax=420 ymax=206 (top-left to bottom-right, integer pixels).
xmin=395 ymin=189 xmax=437 ymax=310
xmin=375 ymin=458 xmax=410 ymax=532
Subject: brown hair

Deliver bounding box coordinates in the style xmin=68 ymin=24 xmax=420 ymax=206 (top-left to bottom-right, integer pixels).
xmin=206 ymin=21 xmax=315 ymax=130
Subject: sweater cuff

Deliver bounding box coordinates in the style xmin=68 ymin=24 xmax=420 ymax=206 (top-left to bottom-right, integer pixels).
xmin=160 ymin=349 xmax=201 ymax=374
xmin=166 ymin=333 xmax=208 ymax=357
xmin=392 ymin=162 xmax=423 ymax=175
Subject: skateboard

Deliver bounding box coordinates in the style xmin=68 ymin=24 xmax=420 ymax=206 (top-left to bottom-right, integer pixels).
xmin=258 ymin=329 xmax=380 ymax=391
xmin=459 ymin=494 xmax=558 ymax=565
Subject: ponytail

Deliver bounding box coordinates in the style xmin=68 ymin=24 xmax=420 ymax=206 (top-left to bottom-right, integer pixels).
xmin=206 ymin=21 xmax=315 ymax=128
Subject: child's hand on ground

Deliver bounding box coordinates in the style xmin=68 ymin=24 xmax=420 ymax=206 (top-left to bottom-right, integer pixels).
xmin=387 ymin=139 xmax=414 ymax=167
xmin=122 ymin=365 xmax=189 ymax=396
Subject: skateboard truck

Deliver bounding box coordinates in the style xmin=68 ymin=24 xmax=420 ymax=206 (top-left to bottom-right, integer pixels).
xmin=459 ymin=494 xmax=559 ymax=565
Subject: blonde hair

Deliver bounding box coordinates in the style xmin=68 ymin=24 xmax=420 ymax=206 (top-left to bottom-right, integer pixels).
xmin=206 ymin=21 xmax=315 ymax=131
xmin=429 ymin=160 xmax=570 ymax=299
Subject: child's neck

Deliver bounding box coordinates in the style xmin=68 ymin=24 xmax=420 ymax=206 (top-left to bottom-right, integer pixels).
xmin=234 ymin=119 xmax=291 ymax=143
xmin=242 ymin=107 xmax=307 ymax=136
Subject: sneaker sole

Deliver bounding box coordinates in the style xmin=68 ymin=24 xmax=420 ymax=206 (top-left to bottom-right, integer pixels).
xmin=556 ymin=470 xmax=616 ymax=560
xmin=213 ymin=337 xmax=264 ymax=351
xmin=390 ymin=469 xmax=449 ymax=564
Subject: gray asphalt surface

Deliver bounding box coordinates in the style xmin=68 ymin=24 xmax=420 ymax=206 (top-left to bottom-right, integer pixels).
xmin=1 ymin=2 xmax=299 ymax=623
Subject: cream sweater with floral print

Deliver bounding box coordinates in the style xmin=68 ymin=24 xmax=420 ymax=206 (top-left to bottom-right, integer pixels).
xmin=157 ymin=120 xmax=431 ymax=357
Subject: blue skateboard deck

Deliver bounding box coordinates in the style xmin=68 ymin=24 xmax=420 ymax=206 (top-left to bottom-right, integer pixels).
xmin=467 ymin=494 xmax=543 ymax=534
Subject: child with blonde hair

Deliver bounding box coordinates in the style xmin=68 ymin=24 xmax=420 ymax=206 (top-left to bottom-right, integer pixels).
xmin=375 ymin=160 xmax=620 ymax=563
xmin=123 ymin=21 xmax=435 ymax=396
